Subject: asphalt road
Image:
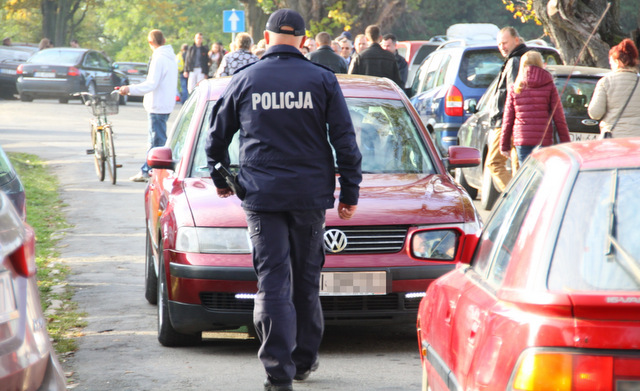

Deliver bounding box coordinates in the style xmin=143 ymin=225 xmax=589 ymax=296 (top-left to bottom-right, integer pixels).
xmin=0 ymin=98 xmax=441 ymax=391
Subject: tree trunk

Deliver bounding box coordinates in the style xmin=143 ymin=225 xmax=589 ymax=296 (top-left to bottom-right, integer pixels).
xmin=533 ymin=0 xmax=624 ymax=67
xmin=42 ymin=0 xmax=58 ymax=42
xmin=238 ymin=0 xmax=269 ymax=44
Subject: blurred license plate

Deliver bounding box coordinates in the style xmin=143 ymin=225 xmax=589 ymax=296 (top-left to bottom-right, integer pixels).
xmin=617 ymin=381 xmax=640 ymax=391
xmin=34 ymin=72 xmax=55 ymax=78
xmin=570 ymin=132 xmax=599 ymax=141
xmin=319 ymin=271 xmax=387 ymax=296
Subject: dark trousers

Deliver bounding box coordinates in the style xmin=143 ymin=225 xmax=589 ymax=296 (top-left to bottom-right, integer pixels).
xmin=245 ymin=209 xmax=326 ymax=384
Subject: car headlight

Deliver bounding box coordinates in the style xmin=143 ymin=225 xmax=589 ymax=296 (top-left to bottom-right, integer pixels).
xmin=410 ymin=229 xmax=459 ymax=260
xmin=175 ymin=227 xmax=251 ymax=253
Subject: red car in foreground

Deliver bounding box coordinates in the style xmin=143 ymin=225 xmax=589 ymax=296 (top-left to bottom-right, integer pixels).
xmin=417 ymin=138 xmax=640 ymax=390
xmin=144 ymin=75 xmax=481 ymax=346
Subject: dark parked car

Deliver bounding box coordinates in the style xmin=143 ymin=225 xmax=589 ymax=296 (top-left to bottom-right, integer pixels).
xmin=114 ymin=61 xmax=147 ymax=102
xmin=143 ymin=75 xmax=482 ymax=346
xmin=0 ymin=44 xmax=38 ymax=98
xmin=456 ymin=64 xmax=610 ymax=210
xmin=409 ymin=41 xmax=562 ymax=157
xmin=0 ymin=191 xmax=67 ymax=390
xmin=417 ymin=137 xmax=640 ymax=391
xmin=16 ymin=48 xmax=129 ymax=104
xmin=0 ymin=144 xmax=25 ymax=220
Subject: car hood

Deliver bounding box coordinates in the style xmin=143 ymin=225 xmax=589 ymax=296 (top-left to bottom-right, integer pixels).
xmin=183 ymin=174 xmax=475 ymax=227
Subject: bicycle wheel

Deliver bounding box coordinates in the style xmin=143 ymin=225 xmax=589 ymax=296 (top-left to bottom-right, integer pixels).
xmin=91 ymin=125 xmax=105 ymax=181
xmin=103 ymin=126 xmax=117 ymax=184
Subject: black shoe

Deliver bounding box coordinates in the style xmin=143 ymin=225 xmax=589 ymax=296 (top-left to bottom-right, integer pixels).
xmin=264 ymin=378 xmax=293 ymax=391
xmin=294 ymin=359 xmax=319 ymax=381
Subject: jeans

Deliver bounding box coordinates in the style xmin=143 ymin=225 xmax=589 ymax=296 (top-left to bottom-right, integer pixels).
xmin=141 ymin=113 xmax=169 ymax=174
xmin=515 ymin=145 xmax=537 ymax=166
xmin=245 ymin=209 xmax=326 ymax=385
xmin=179 ymin=75 xmax=188 ymax=103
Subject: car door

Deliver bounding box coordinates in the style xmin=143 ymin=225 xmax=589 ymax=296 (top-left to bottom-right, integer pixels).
xmin=93 ymin=52 xmax=114 ymax=92
xmin=448 ymin=165 xmax=543 ymax=389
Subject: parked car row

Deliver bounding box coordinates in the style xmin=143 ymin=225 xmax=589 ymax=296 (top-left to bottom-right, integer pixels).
xmin=0 ymin=44 xmax=38 ymax=98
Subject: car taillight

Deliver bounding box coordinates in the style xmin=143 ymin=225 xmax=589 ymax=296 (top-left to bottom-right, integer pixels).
xmin=16 ymin=64 xmax=23 ymax=75
xmin=68 ymin=66 xmax=80 ymax=76
xmin=511 ymin=350 xmax=613 ymax=391
xmin=8 ymin=226 xmax=36 ymax=278
xmin=444 ymin=85 xmax=463 ymax=117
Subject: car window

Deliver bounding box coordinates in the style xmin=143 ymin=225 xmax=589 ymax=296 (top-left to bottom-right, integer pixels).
xmin=473 ymin=164 xmax=542 ymax=286
xmin=27 ymin=49 xmax=82 ymax=65
xmin=95 ymin=53 xmax=111 ymax=70
xmin=433 ymin=54 xmax=451 ymax=88
xmin=555 ymin=76 xmax=599 ymax=118
xmin=190 ymin=97 xmax=436 ymax=178
xmin=548 ymin=169 xmax=640 ymax=291
xmin=412 ymin=44 xmax=438 ymax=66
xmin=118 ymin=63 xmax=148 ymax=75
xmin=459 ymin=49 xmax=504 ymax=89
xmin=0 ymin=147 xmax=17 ymax=186
xmin=84 ymin=52 xmax=102 ymax=68
xmin=167 ymin=96 xmax=198 ymax=164
xmin=417 ymin=52 xmax=445 ymax=94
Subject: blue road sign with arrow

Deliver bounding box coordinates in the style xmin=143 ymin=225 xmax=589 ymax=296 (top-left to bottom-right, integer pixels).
xmin=223 ymin=10 xmax=245 ymax=33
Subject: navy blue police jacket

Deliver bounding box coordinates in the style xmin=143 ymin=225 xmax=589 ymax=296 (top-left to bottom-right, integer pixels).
xmin=205 ymin=44 xmax=362 ymax=212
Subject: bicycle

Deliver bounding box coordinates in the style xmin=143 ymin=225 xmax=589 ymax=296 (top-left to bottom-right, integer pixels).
xmin=74 ymin=90 xmax=121 ymax=184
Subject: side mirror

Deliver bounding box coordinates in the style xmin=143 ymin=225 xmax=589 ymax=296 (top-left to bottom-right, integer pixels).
xmin=147 ymin=147 xmax=175 ymax=170
xmin=112 ymin=63 xmax=119 ymax=69
xmin=459 ymin=230 xmax=481 ymax=264
xmin=443 ymin=146 xmax=480 ymax=170
xmin=464 ymin=98 xmax=477 ymax=114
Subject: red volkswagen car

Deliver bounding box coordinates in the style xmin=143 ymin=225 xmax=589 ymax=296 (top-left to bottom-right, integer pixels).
xmin=417 ymin=138 xmax=640 ymax=390
xmin=144 ymin=75 xmax=481 ymax=346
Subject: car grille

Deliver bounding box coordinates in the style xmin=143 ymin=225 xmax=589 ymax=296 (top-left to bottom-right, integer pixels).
xmin=200 ymin=292 xmax=420 ymax=314
xmin=325 ymin=225 xmax=408 ymax=254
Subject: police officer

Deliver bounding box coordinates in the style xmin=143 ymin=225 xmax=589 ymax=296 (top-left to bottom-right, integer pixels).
xmin=205 ymin=9 xmax=362 ymax=391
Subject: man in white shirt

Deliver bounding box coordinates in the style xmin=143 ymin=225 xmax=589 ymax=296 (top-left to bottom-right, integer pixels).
xmin=118 ymin=29 xmax=178 ymax=182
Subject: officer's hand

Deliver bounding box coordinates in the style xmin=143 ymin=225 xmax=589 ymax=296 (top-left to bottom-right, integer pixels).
xmin=338 ymin=202 xmax=357 ymax=220
xmin=217 ymin=187 xmax=234 ymax=198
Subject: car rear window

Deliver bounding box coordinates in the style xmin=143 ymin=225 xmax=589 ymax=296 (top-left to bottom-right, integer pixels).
xmin=548 ymin=169 xmax=640 ymax=291
xmin=118 ymin=63 xmax=147 ymax=75
xmin=458 ymin=49 xmax=504 ymax=88
xmin=412 ymin=44 xmax=439 ymax=66
xmin=28 ymin=49 xmax=83 ymax=65
xmin=190 ymin=98 xmax=436 ymax=177
xmin=555 ymin=76 xmax=600 ymax=118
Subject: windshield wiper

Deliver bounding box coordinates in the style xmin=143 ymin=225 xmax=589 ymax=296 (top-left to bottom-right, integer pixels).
xmin=604 ymin=169 xmax=640 ymax=286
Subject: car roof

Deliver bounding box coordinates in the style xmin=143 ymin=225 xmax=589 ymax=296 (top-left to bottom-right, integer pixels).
xmin=546 ymin=64 xmax=611 ymax=77
xmin=535 ymin=138 xmax=640 ymax=170
xmin=202 ymin=74 xmax=405 ymax=101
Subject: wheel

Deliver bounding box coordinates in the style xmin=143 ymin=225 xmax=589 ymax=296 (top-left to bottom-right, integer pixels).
xmin=455 ymin=168 xmax=478 ymax=199
xmin=480 ymin=167 xmax=500 ymax=211
xmin=91 ymin=125 xmax=106 ymax=181
xmin=58 ymin=97 xmax=69 ymax=104
xmin=19 ymin=93 xmax=33 ymax=102
xmin=145 ymin=230 xmax=158 ymax=305
xmin=157 ymin=242 xmax=201 ymax=347
xmin=103 ymin=126 xmax=117 ymax=184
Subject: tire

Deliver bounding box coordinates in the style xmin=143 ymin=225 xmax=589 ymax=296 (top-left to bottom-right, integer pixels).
xmin=58 ymin=97 xmax=69 ymax=104
xmin=19 ymin=93 xmax=33 ymax=102
xmin=480 ymin=167 xmax=500 ymax=211
xmin=454 ymin=168 xmax=478 ymax=200
xmin=103 ymin=126 xmax=117 ymax=184
xmin=91 ymin=125 xmax=106 ymax=182
xmin=145 ymin=230 xmax=158 ymax=305
xmin=157 ymin=242 xmax=202 ymax=347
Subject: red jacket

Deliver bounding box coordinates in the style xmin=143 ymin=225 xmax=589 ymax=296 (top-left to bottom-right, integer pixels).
xmin=500 ymin=66 xmax=570 ymax=152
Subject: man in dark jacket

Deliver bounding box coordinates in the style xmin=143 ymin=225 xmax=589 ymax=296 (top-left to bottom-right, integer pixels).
xmin=484 ymin=26 xmax=529 ymax=193
xmin=348 ymin=25 xmax=402 ymax=87
xmin=382 ymin=33 xmax=408 ymax=87
xmin=307 ymin=31 xmax=347 ymax=73
xmin=184 ymin=32 xmax=210 ymax=93
xmin=205 ymin=9 xmax=362 ymax=391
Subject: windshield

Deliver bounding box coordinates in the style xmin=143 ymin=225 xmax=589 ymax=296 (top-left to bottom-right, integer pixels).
xmin=190 ymin=97 xmax=435 ymax=177
xmin=28 ymin=49 xmax=83 ymax=65
xmin=548 ymin=169 xmax=640 ymax=291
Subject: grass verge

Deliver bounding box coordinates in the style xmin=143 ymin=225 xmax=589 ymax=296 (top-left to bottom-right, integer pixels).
xmin=8 ymin=152 xmax=86 ymax=355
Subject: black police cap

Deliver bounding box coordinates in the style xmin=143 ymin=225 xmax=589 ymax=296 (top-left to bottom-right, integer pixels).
xmin=266 ymin=9 xmax=306 ymax=37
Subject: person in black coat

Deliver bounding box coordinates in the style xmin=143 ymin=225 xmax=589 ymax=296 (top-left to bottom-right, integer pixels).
xmin=306 ymin=32 xmax=348 ymax=73
xmin=348 ymin=25 xmax=402 ymax=87
xmin=184 ymin=32 xmax=210 ymax=93
xmin=382 ymin=33 xmax=408 ymax=87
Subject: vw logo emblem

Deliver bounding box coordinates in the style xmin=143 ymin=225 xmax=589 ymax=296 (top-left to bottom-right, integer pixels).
xmin=324 ymin=229 xmax=348 ymax=253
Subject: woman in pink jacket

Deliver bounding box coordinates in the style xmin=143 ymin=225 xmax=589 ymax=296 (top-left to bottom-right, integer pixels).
xmin=500 ymin=51 xmax=570 ymax=166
